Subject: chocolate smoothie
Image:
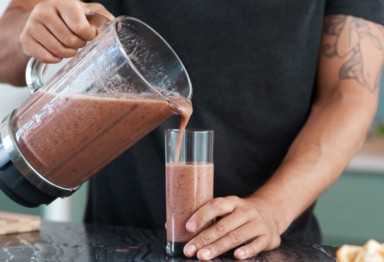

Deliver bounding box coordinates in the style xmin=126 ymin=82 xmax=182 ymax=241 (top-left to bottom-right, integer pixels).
xmin=166 ymin=163 xmax=214 ymax=243
xmin=173 ymin=100 xmax=193 ymax=163
xmin=13 ymin=90 xmax=189 ymax=188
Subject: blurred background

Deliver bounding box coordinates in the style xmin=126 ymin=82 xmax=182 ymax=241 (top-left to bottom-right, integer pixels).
xmin=0 ymin=0 xmax=383 ymax=247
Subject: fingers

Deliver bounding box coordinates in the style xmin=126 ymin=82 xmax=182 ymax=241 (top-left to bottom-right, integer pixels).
xmin=20 ymin=31 xmax=63 ymax=64
xmin=29 ymin=22 xmax=79 ymax=58
xmin=186 ymin=196 xmax=239 ymax=233
xmin=184 ymin=204 xmax=249 ymax=256
xmin=233 ymin=234 xmax=281 ymax=260
xmin=189 ymin=222 xmax=260 ymax=260
xmin=57 ymin=1 xmax=97 ymax=41
xmin=43 ymin=14 xmax=87 ymax=50
xmin=80 ymin=2 xmax=115 ymax=22
xmin=20 ymin=0 xmax=113 ymax=63
xmin=183 ymin=196 xmax=282 ymax=260
xmin=184 ymin=196 xmax=243 ymax=258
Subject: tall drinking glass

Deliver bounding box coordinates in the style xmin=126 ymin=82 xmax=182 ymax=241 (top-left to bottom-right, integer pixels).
xmin=165 ymin=129 xmax=214 ymax=257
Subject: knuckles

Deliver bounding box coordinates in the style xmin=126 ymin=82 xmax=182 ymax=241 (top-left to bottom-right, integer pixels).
xmin=70 ymin=23 xmax=94 ymax=39
xmin=88 ymin=3 xmax=106 ymax=12
xmin=214 ymin=220 xmax=228 ymax=235
xmin=32 ymin=0 xmax=96 ymax=42
xmin=62 ymin=36 xmax=85 ymax=49
xmin=196 ymin=236 xmax=212 ymax=247
xmin=210 ymin=196 xmax=237 ymax=212
xmin=52 ymin=47 xmax=76 ymax=59
xmin=269 ymin=235 xmax=281 ymax=250
xmin=31 ymin=2 xmax=55 ymax=22
xmin=209 ymin=241 xmax=224 ymax=255
xmin=227 ymin=231 xmax=243 ymax=245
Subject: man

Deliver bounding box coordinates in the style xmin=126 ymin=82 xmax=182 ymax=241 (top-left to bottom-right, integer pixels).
xmin=0 ymin=0 xmax=383 ymax=260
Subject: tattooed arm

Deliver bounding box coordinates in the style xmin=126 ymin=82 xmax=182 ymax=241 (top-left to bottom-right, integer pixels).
xmin=183 ymin=15 xmax=383 ymax=260
xmin=259 ymin=14 xmax=383 ymax=244
xmin=323 ymin=15 xmax=384 ymax=91
xmin=247 ymin=14 xmax=382 ymax=254
xmin=244 ymin=15 xmax=382 ymax=256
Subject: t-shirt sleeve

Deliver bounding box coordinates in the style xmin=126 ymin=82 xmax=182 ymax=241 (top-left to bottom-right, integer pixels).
xmin=325 ymin=0 xmax=384 ymax=25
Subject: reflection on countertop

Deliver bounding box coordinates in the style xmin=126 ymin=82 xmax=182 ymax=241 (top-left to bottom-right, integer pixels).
xmin=0 ymin=221 xmax=337 ymax=261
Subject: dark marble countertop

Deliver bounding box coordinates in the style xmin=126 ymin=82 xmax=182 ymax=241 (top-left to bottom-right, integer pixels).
xmin=0 ymin=221 xmax=337 ymax=261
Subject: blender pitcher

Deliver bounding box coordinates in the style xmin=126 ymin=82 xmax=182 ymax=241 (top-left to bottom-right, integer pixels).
xmin=0 ymin=16 xmax=192 ymax=207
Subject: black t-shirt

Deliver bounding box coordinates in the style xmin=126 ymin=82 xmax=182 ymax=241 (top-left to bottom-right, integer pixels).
xmin=85 ymin=0 xmax=384 ymax=243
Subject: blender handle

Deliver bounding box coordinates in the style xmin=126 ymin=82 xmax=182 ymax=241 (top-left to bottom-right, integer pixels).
xmin=25 ymin=58 xmax=46 ymax=94
xmin=25 ymin=12 xmax=113 ymax=95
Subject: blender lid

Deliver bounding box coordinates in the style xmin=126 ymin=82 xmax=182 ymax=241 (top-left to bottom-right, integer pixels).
xmin=0 ymin=162 xmax=56 ymax=207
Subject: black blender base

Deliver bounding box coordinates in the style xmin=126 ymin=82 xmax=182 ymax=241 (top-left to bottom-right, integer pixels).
xmin=0 ymin=162 xmax=56 ymax=207
xmin=0 ymin=176 xmax=40 ymax=207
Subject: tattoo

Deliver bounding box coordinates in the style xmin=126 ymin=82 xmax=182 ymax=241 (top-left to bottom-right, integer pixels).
xmin=322 ymin=15 xmax=384 ymax=92
xmin=322 ymin=16 xmax=346 ymax=57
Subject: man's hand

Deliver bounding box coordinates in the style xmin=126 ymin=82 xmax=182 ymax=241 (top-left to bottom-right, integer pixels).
xmin=183 ymin=196 xmax=282 ymax=260
xmin=19 ymin=0 xmax=114 ymax=63
xmin=0 ymin=0 xmax=114 ymax=85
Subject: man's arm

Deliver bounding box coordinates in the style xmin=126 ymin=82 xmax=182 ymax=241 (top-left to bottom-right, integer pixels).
xmin=0 ymin=0 xmax=42 ymax=86
xmin=0 ymin=0 xmax=114 ymax=86
xmin=254 ymin=14 xmax=383 ymax=233
xmin=183 ymin=15 xmax=383 ymax=260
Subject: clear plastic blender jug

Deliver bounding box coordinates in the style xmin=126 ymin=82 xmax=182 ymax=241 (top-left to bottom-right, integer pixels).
xmin=0 ymin=16 xmax=192 ymax=207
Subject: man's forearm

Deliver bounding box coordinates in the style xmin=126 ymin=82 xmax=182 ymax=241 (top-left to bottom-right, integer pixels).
xmin=250 ymin=85 xmax=378 ymax=235
xmin=251 ymin=14 xmax=383 ymax=236
xmin=0 ymin=7 xmax=30 ymax=86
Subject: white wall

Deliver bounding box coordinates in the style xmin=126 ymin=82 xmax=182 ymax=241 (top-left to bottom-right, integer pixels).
xmin=0 ymin=1 xmax=8 ymax=14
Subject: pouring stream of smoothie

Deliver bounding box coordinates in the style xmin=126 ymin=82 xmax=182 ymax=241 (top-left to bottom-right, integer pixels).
xmin=173 ymin=99 xmax=193 ymax=163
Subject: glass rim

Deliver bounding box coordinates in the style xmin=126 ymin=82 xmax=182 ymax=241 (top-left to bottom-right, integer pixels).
xmin=165 ymin=128 xmax=214 ymax=134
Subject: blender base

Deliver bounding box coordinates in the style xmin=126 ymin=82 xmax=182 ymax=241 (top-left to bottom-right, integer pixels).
xmin=0 ymin=162 xmax=56 ymax=207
